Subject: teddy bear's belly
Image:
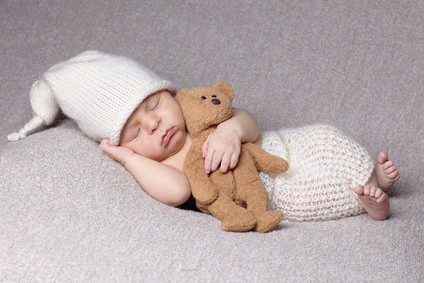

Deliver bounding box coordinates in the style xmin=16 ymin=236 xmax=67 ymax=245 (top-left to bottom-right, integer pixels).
xmin=209 ymin=170 xmax=236 ymax=198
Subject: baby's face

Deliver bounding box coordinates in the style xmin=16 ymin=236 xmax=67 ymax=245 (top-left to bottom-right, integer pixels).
xmin=120 ymin=90 xmax=186 ymax=161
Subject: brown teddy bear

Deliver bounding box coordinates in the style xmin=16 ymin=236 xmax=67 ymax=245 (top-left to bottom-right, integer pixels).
xmin=176 ymin=81 xmax=289 ymax=232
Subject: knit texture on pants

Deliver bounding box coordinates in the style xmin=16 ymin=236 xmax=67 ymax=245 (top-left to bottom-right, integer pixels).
xmin=260 ymin=124 xmax=373 ymax=221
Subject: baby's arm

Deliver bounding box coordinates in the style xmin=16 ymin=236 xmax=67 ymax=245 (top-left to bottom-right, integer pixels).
xmin=202 ymin=107 xmax=260 ymax=174
xmin=124 ymin=154 xmax=191 ymax=206
xmin=100 ymin=140 xmax=191 ymax=206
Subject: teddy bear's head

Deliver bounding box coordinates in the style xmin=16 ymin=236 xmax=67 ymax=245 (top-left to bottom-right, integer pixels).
xmin=176 ymin=81 xmax=234 ymax=138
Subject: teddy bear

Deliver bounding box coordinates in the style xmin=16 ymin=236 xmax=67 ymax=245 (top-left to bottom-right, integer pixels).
xmin=175 ymin=81 xmax=289 ymax=232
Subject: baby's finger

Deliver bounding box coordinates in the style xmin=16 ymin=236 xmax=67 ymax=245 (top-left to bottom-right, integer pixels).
xmin=204 ymin=150 xmax=214 ymax=174
xmin=201 ymin=141 xmax=209 ymax=159
xmin=219 ymin=153 xmax=232 ymax=173
xmin=100 ymin=139 xmax=109 ymax=146
xmin=99 ymin=139 xmax=111 ymax=152
xmin=229 ymin=152 xmax=239 ymax=170
xmin=210 ymin=151 xmax=223 ymax=173
xmin=219 ymin=151 xmax=240 ymax=173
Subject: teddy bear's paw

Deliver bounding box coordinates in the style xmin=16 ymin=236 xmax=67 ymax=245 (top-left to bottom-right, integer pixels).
xmin=193 ymin=189 xmax=218 ymax=205
xmin=266 ymin=158 xmax=289 ymax=174
xmin=276 ymin=159 xmax=289 ymax=172
xmin=220 ymin=211 xmax=256 ymax=232
xmin=253 ymin=211 xmax=284 ymax=233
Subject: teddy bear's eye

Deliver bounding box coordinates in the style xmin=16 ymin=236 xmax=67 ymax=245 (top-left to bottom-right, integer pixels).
xmin=201 ymin=96 xmax=207 ymax=100
xmin=212 ymin=95 xmax=217 ymax=98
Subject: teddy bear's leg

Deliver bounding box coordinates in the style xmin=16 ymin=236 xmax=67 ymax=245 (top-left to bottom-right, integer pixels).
xmin=234 ymin=154 xmax=283 ymax=233
xmin=206 ymin=192 xmax=256 ymax=232
xmin=248 ymin=189 xmax=283 ymax=233
xmin=237 ymin=179 xmax=283 ymax=232
xmin=195 ymin=201 xmax=211 ymax=214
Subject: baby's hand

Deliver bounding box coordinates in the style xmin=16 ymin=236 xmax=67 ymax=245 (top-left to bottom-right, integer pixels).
xmin=202 ymin=125 xmax=241 ymax=174
xmin=100 ymin=139 xmax=134 ymax=166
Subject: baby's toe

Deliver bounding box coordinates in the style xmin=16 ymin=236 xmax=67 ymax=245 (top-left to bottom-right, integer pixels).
xmin=377 ymin=152 xmax=389 ymax=164
xmin=383 ymin=160 xmax=395 ymax=170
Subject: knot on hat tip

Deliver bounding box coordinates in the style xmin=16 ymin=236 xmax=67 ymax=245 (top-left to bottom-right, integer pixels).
xmin=7 ymin=115 xmax=45 ymax=142
xmin=7 ymin=131 xmax=27 ymax=142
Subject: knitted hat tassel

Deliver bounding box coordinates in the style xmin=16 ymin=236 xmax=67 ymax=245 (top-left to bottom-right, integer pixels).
xmin=8 ymin=78 xmax=59 ymax=141
xmin=7 ymin=115 xmax=44 ymax=141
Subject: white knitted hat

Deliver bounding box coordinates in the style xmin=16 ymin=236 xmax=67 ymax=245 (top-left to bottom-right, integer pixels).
xmin=7 ymin=50 xmax=172 ymax=145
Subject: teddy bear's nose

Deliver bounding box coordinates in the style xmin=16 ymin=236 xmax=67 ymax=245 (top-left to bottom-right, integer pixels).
xmin=211 ymin=98 xmax=221 ymax=105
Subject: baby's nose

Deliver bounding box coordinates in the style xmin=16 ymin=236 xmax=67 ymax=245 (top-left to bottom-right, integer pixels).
xmin=143 ymin=114 xmax=160 ymax=133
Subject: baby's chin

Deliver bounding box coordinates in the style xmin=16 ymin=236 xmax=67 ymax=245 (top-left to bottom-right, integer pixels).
xmin=160 ymin=131 xmax=188 ymax=163
xmin=167 ymin=136 xmax=186 ymax=158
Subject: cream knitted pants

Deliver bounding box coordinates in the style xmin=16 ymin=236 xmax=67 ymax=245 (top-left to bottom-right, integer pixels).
xmin=259 ymin=124 xmax=374 ymax=221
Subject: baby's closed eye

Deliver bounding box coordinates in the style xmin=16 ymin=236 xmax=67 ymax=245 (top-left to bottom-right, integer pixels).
xmin=131 ymin=127 xmax=141 ymax=140
xmin=146 ymin=94 xmax=160 ymax=111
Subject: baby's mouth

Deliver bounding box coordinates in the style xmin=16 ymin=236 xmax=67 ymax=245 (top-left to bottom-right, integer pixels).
xmin=161 ymin=127 xmax=176 ymax=147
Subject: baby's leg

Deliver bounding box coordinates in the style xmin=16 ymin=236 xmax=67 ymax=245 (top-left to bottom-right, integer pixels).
xmin=266 ymin=124 xmax=373 ymax=221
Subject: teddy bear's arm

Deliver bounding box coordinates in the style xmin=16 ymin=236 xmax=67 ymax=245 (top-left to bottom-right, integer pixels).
xmin=243 ymin=143 xmax=289 ymax=174
xmin=184 ymin=143 xmax=219 ymax=204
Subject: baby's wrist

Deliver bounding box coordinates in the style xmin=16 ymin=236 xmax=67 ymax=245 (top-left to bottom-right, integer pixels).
xmin=217 ymin=121 xmax=242 ymax=141
xmin=121 ymin=151 xmax=136 ymax=167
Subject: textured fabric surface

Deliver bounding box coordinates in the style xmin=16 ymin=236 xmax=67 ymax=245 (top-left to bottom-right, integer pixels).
xmin=260 ymin=124 xmax=372 ymax=221
xmin=1 ymin=0 xmax=423 ymax=281
xmin=8 ymin=50 xmax=171 ymax=145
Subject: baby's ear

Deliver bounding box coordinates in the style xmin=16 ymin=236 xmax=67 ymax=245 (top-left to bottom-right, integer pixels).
xmin=213 ymin=81 xmax=234 ymax=101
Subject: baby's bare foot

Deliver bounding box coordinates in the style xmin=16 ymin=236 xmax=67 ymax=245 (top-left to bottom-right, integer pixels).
xmin=354 ymin=185 xmax=389 ymax=221
xmin=374 ymin=152 xmax=400 ymax=191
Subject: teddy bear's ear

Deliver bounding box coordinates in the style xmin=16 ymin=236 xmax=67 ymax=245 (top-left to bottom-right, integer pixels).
xmin=175 ymin=88 xmax=189 ymax=103
xmin=213 ymin=81 xmax=234 ymax=101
